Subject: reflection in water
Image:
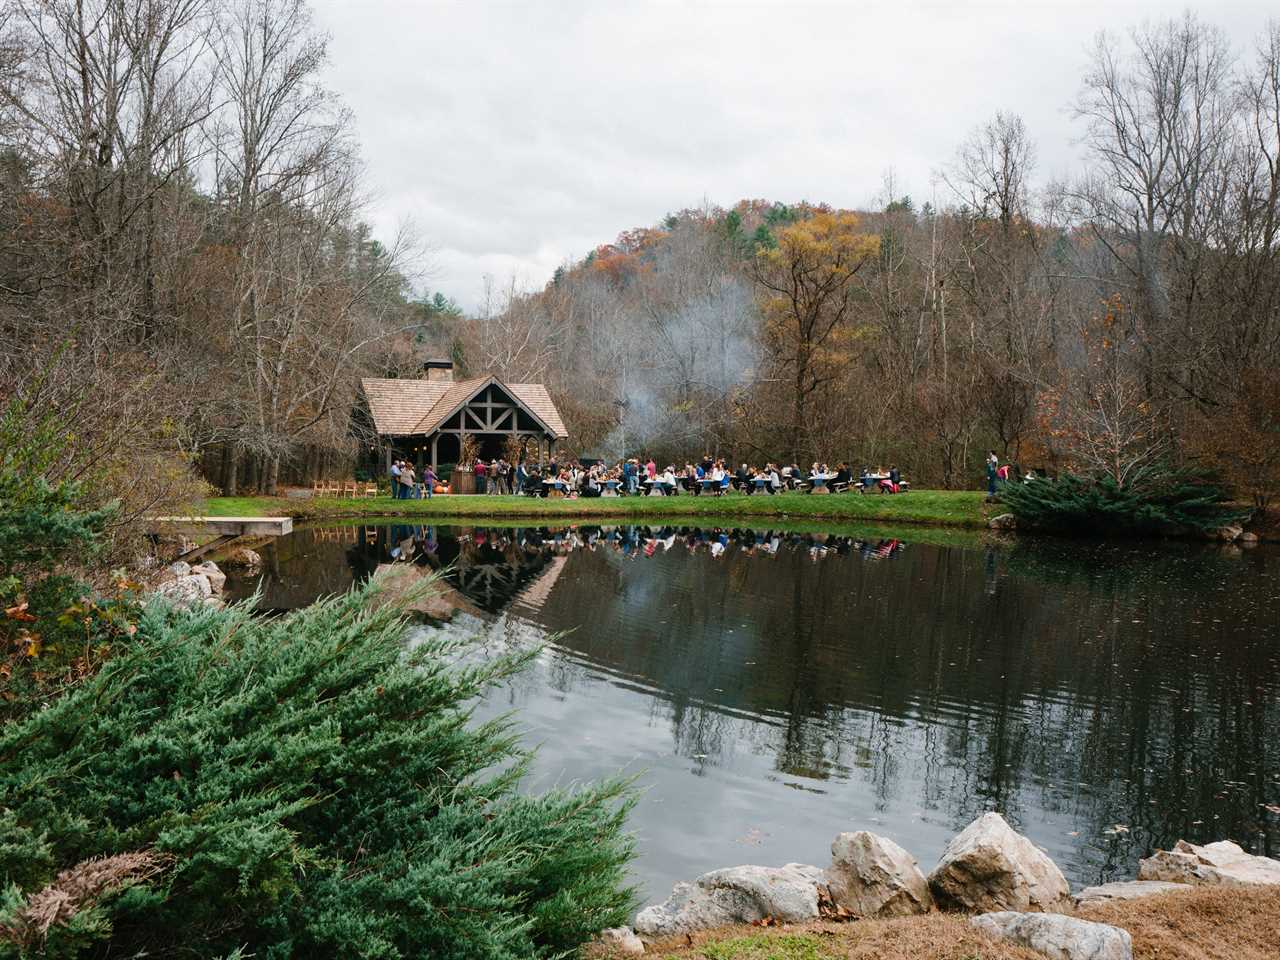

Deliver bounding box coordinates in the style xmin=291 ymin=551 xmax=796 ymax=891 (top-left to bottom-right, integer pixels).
xmin=225 ymin=524 xmax=1280 ymax=903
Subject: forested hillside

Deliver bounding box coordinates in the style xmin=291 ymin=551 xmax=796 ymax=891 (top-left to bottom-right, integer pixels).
xmin=458 ymin=16 xmax=1280 ymax=498
xmin=2 ymin=4 xmax=1278 ymax=531
xmin=0 ymin=0 xmax=452 ymax=535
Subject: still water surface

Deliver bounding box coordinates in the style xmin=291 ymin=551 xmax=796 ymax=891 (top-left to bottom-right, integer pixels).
xmin=225 ymin=522 xmax=1280 ymax=903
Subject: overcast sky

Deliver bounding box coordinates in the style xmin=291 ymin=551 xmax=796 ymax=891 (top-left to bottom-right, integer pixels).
xmin=311 ymin=0 xmax=1275 ymax=311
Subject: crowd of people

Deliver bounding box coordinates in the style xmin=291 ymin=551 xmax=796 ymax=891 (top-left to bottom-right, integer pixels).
xmin=474 ymin=454 xmax=908 ymax=498
xmin=387 ymin=459 xmax=438 ymax=499
xmin=383 ymin=453 xmax=910 ymax=498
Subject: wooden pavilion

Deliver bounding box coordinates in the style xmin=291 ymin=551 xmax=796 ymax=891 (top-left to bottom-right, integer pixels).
xmin=357 ymin=360 xmax=568 ymax=473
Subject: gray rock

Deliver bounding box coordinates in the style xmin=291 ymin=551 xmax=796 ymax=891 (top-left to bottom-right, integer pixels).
xmin=827 ymin=831 xmax=933 ymax=917
xmin=972 ymin=911 xmax=1132 ymax=960
xmin=1239 ymin=531 xmax=1259 ymax=544
xmin=192 ymin=561 xmax=226 ymax=594
xmin=1138 ymin=840 xmax=1280 ymax=887
xmin=988 ymin=513 xmax=1018 ymax=531
xmin=593 ymin=926 xmax=644 ymax=955
xmin=1074 ymin=880 xmax=1189 ymax=905
xmin=167 ymin=560 xmax=191 ymax=577
xmin=223 ymin=547 xmax=262 ymax=569
xmin=633 ymin=863 xmax=822 ymax=937
xmin=1215 ymin=524 xmax=1243 ymax=542
xmin=155 ymin=574 xmax=212 ymax=607
xmin=928 ymin=812 xmax=1071 ymax=913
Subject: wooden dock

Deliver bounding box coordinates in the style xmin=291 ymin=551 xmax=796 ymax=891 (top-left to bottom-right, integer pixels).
xmin=150 ymin=516 xmax=293 ymax=537
xmin=149 ymin=516 xmax=293 ymax=561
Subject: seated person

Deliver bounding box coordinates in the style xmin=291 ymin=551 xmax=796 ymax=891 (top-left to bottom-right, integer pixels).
xmin=834 ymin=463 xmax=852 ymax=488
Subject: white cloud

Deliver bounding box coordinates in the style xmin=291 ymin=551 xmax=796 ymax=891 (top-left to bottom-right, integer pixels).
xmin=313 ymin=0 xmax=1275 ymax=309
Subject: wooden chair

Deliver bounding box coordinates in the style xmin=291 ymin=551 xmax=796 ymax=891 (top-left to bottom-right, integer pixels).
xmin=312 ymin=479 xmax=324 ymax=496
xmin=342 ymin=480 xmax=357 ymax=498
xmin=363 ymin=482 xmax=378 ymax=497
xmin=325 ymin=479 xmax=341 ymax=498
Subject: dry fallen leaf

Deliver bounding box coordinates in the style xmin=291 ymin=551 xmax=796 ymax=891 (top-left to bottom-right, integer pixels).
xmin=5 ymin=602 xmax=37 ymax=623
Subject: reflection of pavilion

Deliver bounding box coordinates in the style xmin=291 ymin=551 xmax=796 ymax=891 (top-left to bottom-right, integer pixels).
xmin=347 ymin=526 xmax=569 ymax=615
xmin=506 ymin=556 xmax=567 ymax=618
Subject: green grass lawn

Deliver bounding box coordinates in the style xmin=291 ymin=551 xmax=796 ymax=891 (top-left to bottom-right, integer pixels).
xmin=201 ymin=488 xmax=988 ymax=529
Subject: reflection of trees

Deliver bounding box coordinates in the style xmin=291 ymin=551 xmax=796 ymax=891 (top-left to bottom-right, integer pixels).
xmin=242 ymin=521 xmax=1280 ymax=884
xmin=520 ymin=529 xmax=1280 ymax=883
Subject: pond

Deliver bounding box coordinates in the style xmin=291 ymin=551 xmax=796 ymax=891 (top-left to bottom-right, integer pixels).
xmin=224 ymin=521 xmax=1280 ymax=904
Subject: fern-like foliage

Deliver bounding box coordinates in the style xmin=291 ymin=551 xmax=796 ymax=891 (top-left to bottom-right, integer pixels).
xmin=999 ymin=465 xmax=1246 ymax=537
xmin=0 ymin=584 xmax=637 ymax=959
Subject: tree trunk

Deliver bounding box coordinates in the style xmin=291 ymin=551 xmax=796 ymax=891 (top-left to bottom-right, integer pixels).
xmin=792 ymin=362 xmax=808 ymax=464
xmin=223 ymin=445 xmax=239 ymax=497
xmin=266 ymin=456 xmax=281 ymax=497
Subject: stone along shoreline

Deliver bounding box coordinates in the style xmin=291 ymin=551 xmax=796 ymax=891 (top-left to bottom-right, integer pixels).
xmin=591 ymin=812 xmax=1280 ymax=958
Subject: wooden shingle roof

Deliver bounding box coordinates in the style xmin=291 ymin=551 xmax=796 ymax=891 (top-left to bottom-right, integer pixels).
xmin=507 ymin=383 xmax=568 ymax=438
xmin=360 ymin=376 xmax=568 ymax=439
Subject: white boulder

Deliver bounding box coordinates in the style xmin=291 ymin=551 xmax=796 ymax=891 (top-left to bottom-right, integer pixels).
xmin=593 ymin=926 xmax=644 ymax=955
xmin=988 ymin=514 xmax=1018 ymax=531
xmin=927 ymin=812 xmax=1071 ymax=913
xmin=155 ymin=574 xmax=212 ymax=607
xmin=192 ymin=561 xmax=226 ymax=594
xmin=633 ymin=863 xmax=823 ymax=938
xmin=1074 ymin=880 xmax=1189 ymax=906
xmin=826 ymin=831 xmax=933 ymax=917
xmin=167 ymin=560 xmax=191 ymax=577
xmin=1138 ymin=840 xmax=1280 ymax=887
xmin=972 ymin=911 xmax=1132 ymax=960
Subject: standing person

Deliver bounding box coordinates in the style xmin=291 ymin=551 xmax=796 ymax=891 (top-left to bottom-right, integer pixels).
xmin=423 ymin=464 xmax=436 ymax=500
xmin=400 ymin=462 xmax=417 ymax=499
xmin=986 ymin=450 xmax=998 ymax=495
xmin=645 ymin=457 xmax=656 ymax=483
xmin=389 ymin=459 xmax=402 ymax=499
xmin=474 ymin=457 xmax=487 ymax=494
xmin=488 ymin=458 xmax=500 ymax=495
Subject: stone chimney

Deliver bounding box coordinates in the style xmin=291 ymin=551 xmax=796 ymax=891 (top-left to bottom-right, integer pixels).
xmin=423 ymin=359 xmax=454 ymax=383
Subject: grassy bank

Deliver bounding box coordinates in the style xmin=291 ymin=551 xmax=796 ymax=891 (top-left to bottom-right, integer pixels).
xmin=616 ymin=885 xmax=1280 ymax=960
xmin=202 ymin=489 xmax=989 ymax=528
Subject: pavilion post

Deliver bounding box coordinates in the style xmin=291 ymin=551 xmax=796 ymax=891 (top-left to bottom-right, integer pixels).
xmin=431 ymin=435 xmax=439 ymax=471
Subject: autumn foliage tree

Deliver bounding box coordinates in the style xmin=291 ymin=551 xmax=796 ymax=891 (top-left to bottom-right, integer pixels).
xmin=1192 ymin=369 xmax=1280 ymax=509
xmin=751 ymin=212 xmax=878 ymax=463
xmin=1036 ymin=299 xmax=1170 ymax=486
